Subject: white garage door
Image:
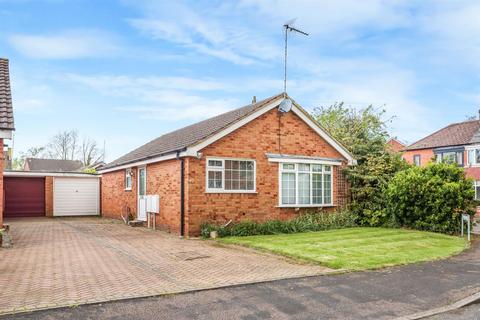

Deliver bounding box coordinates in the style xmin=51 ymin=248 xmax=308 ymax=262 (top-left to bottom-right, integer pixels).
xmin=53 ymin=177 xmax=100 ymax=216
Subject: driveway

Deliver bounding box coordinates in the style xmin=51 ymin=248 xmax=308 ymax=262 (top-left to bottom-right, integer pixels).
xmin=0 ymin=218 xmax=329 ymax=315
xmin=2 ymin=234 xmax=479 ymax=320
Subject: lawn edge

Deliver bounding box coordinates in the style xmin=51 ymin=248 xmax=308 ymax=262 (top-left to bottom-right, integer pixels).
xmin=216 ymin=229 xmax=471 ymax=272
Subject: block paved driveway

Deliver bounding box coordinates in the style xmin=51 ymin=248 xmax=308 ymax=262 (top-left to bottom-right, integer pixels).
xmin=0 ymin=217 xmax=329 ymax=315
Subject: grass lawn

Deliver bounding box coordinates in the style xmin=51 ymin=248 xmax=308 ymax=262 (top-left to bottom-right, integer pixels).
xmin=219 ymin=227 xmax=469 ymax=270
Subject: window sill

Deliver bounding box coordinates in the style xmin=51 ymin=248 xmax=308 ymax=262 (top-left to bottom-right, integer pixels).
xmin=276 ymin=204 xmax=335 ymax=208
xmin=125 ymin=188 xmax=132 ymax=192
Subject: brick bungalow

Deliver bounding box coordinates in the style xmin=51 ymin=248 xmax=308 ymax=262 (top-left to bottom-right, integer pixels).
xmin=403 ymin=119 xmax=480 ymax=200
xmin=99 ymin=93 xmax=355 ymax=236
xmin=0 ymin=58 xmax=15 ymax=227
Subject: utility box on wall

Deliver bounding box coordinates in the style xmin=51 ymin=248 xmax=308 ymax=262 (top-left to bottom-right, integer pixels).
xmin=146 ymin=195 xmax=160 ymax=214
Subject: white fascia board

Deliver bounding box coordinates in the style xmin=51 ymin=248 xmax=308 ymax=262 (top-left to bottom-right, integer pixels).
xmin=267 ymin=157 xmax=343 ymax=166
xmin=4 ymin=171 xmax=100 ymax=178
xmin=0 ymin=130 xmax=13 ymax=139
xmin=98 ymin=152 xmax=184 ymax=174
xmin=290 ymin=105 xmax=356 ymax=165
xmin=185 ymin=96 xmax=284 ymax=156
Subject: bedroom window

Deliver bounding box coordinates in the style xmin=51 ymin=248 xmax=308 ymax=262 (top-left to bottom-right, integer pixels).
xmin=279 ymin=163 xmax=333 ymax=207
xmin=206 ymin=158 xmax=256 ymax=193
xmin=125 ymin=168 xmax=132 ymax=190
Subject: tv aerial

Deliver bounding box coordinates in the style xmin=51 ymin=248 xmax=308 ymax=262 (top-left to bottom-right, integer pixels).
xmin=279 ymin=18 xmax=309 ymax=113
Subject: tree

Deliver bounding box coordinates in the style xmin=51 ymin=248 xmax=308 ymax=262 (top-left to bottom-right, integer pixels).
xmin=80 ymin=137 xmax=104 ymax=166
xmin=12 ymin=146 xmax=46 ymax=170
xmin=15 ymin=130 xmax=105 ymax=168
xmin=314 ymin=103 xmax=408 ymax=224
xmin=47 ymin=130 xmax=79 ymax=160
xmin=313 ymin=103 xmax=392 ymax=164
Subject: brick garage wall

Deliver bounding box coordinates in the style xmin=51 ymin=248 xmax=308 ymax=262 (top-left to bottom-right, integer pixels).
xmin=403 ymin=149 xmax=435 ymax=166
xmin=45 ymin=176 xmax=53 ymax=216
xmin=101 ymin=168 xmax=137 ymax=219
xmin=184 ymin=107 xmax=349 ymax=236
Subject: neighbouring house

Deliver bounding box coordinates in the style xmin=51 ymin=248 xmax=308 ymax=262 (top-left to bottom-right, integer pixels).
xmin=386 ymin=138 xmax=405 ymax=153
xmin=403 ymin=118 xmax=480 ymax=201
xmin=24 ymin=158 xmax=84 ymax=172
xmin=0 ymin=58 xmax=15 ymax=227
xmin=99 ymin=93 xmax=356 ymax=237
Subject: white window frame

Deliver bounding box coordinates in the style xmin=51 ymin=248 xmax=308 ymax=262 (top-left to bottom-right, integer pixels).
xmin=466 ymin=145 xmax=480 ymax=167
xmin=205 ymin=157 xmax=257 ymax=193
xmin=413 ymin=154 xmax=421 ymax=166
xmin=278 ymin=162 xmax=334 ymax=208
xmin=125 ymin=168 xmax=132 ymax=191
xmin=474 ymin=181 xmax=480 ymax=200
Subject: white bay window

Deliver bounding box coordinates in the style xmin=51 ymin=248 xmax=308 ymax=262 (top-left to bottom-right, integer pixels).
xmin=279 ymin=162 xmax=333 ymax=207
xmin=206 ymin=158 xmax=256 ymax=193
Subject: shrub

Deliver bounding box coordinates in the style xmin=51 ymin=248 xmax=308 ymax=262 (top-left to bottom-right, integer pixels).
xmin=345 ymin=152 xmax=409 ymax=226
xmin=200 ymin=210 xmax=357 ymax=238
xmin=385 ymin=163 xmax=475 ymax=234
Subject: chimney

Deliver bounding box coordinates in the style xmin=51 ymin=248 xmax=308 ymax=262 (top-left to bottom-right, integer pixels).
xmin=252 ymin=96 xmax=256 ymax=104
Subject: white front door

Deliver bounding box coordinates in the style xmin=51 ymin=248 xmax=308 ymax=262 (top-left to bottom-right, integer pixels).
xmin=137 ymin=166 xmax=147 ymax=221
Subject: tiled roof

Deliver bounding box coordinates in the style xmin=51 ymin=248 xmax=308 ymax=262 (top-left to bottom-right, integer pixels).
xmin=102 ymin=93 xmax=284 ymax=170
xmin=405 ymin=120 xmax=480 ymax=150
xmin=25 ymin=158 xmax=84 ymax=172
xmin=0 ymin=58 xmax=14 ymax=130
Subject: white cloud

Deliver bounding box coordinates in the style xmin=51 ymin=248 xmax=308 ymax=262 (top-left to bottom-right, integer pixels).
xmin=8 ymin=30 xmax=120 ymax=59
xmin=116 ymin=94 xmax=238 ymax=121
xmin=127 ymin=2 xmax=280 ymax=65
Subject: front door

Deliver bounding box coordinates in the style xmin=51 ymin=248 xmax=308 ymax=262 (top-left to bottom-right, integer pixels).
xmin=137 ymin=166 xmax=147 ymax=221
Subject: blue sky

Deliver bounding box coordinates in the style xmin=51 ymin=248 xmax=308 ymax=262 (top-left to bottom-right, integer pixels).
xmin=2 ymin=0 xmax=480 ymax=161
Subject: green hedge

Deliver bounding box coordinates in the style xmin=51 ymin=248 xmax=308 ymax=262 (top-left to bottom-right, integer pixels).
xmin=200 ymin=210 xmax=357 ymax=238
xmin=385 ymin=163 xmax=475 ymax=234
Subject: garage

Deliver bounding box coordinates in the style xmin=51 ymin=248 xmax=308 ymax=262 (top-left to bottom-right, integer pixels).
xmin=53 ymin=177 xmax=100 ymax=216
xmin=4 ymin=177 xmax=46 ymax=218
xmin=3 ymin=171 xmax=100 ymax=218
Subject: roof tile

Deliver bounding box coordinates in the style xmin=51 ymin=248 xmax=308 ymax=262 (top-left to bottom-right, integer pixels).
xmin=405 ymin=120 xmax=480 ymax=150
xmin=0 ymin=58 xmax=14 ymax=130
xmin=103 ymin=93 xmax=284 ymax=169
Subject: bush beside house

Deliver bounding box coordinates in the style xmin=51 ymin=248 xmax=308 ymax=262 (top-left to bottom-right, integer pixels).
xmin=386 ymin=163 xmax=475 ymax=234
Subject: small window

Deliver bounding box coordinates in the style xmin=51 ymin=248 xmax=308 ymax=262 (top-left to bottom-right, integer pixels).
xmin=413 ymin=155 xmax=421 ymax=166
xmin=456 ymin=151 xmax=464 ymax=166
xmin=475 ymin=181 xmax=480 ymax=200
xmin=468 ymin=150 xmax=475 ymax=166
xmin=125 ymin=169 xmax=132 ymax=190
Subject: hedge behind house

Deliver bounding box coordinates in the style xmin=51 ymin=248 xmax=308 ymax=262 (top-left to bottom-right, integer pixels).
xmin=386 ymin=163 xmax=475 ymax=234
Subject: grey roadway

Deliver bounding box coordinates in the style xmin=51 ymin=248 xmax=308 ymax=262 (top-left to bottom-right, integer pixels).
xmin=2 ymin=238 xmax=479 ymax=320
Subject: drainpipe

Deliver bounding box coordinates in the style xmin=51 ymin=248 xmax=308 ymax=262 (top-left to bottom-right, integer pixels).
xmin=177 ymin=151 xmax=185 ymax=238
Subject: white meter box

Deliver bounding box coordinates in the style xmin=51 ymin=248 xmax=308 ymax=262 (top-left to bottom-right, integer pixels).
xmin=146 ymin=195 xmax=160 ymax=213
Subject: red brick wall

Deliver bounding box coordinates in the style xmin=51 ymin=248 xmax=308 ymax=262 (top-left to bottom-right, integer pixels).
xmin=403 ymin=149 xmax=435 ymax=166
xmin=45 ymin=177 xmax=53 ymax=217
xmin=386 ymin=139 xmax=405 ymax=153
xmin=0 ymin=139 xmax=3 ymax=227
xmin=101 ymin=168 xmax=137 ymax=219
xmin=147 ymin=160 xmax=182 ymax=233
xmin=184 ymin=108 xmax=349 ymax=236
xmin=101 ymin=161 xmax=183 ymax=233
